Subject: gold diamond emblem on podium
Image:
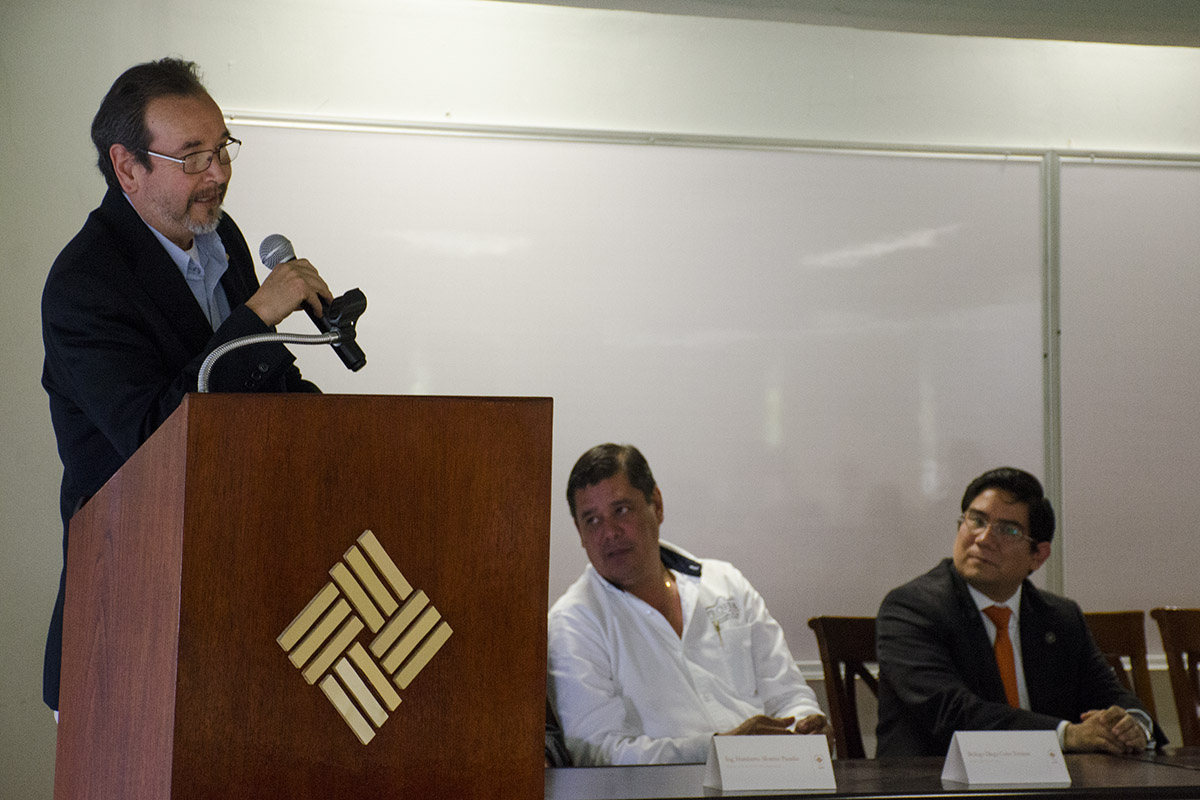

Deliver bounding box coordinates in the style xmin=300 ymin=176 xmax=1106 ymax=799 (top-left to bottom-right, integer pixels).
xmin=278 ymin=530 xmax=453 ymax=744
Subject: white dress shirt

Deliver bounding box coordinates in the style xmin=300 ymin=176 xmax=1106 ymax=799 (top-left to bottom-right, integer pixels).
xmin=547 ymin=540 xmax=823 ymax=765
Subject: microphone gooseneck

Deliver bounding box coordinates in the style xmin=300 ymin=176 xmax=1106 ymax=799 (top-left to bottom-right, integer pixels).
xmin=197 ymin=330 xmax=339 ymax=393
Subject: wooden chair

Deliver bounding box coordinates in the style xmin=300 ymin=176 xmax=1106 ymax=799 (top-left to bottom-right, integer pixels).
xmin=807 ymin=616 xmax=878 ymax=759
xmin=1082 ymin=610 xmax=1158 ymax=719
xmin=1150 ymin=607 xmax=1200 ymax=746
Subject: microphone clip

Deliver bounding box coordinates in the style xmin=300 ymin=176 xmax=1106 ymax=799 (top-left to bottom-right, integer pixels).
xmin=319 ymin=289 xmax=368 ymax=371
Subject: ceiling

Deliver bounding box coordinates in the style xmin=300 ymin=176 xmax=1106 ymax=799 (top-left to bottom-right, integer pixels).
xmin=494 ymin=0 xmax=1200 ymax=48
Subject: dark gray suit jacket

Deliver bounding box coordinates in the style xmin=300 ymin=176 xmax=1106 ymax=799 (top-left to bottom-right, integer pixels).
xmin=875 ymin=558 xmax=1162 ymax=758
xmin=40 ymin=187 xmax=318 ymax=710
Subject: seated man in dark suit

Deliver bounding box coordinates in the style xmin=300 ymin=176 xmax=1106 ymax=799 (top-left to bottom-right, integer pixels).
xmin=875 ymin=467 xmax=1162 ymax=758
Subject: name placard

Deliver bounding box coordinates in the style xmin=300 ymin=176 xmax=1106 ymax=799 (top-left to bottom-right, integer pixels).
xmin=703 ymin=735 xmax=836 ymax=792
xmin=941 ymin=730 xmax=1071 ymax=787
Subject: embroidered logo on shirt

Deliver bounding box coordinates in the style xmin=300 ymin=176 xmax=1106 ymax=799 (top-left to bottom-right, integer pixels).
xmin=705 ymin=597 xmax=741 ymax=627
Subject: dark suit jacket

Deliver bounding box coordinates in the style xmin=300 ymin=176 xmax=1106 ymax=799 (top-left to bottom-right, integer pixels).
xmin=875 ymin=558 xmax=1161 ymax=758
xmin=40 ymin=187 xmax=318 ymax=710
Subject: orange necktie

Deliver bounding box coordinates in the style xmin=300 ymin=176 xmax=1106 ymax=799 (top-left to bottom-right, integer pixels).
xmin=983 ymin=605 xmax=1020 ymax=708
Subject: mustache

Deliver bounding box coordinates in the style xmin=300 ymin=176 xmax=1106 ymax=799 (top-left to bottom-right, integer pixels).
xmin=189 ymin=182 xmax=228 ymax=205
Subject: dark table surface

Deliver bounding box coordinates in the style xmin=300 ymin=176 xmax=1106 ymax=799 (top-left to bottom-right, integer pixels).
xmin=546 ymin=748 xmax=1200 ymax=800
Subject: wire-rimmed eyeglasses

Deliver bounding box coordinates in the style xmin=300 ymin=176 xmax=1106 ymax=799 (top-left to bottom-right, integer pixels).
xmin=143 ymin=137 xmax=241 ymax=174
xmin=957 ymin=509 xmax=1032 ymax=544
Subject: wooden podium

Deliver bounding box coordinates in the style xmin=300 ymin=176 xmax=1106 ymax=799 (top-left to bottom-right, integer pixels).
xmin=53 ymin=394 xmax=553 ymax=800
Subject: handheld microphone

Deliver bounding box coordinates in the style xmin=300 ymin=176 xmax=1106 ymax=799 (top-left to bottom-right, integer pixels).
xmin=259 ymin=234 xmax=367 ymax=372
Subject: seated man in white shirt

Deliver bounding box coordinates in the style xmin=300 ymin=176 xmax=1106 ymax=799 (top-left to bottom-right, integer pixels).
xmin=547 ymin=443 xmax=829 ymax=765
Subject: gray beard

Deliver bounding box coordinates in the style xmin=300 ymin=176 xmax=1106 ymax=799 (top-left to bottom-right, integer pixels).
xmin=185 ymin=206 xmax=224 ymax=236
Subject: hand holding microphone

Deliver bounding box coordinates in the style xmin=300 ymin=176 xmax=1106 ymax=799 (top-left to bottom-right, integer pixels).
xmin=255 ymin=234 xmax=368 ymax=372
xmin=247 ymin=240 xmax=331 ymax=327
xmin=196 ymin=235 xmax=368 ymax=391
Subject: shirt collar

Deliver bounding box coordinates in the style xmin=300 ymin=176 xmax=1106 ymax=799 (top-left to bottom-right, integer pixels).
xmin=122 ymin=191 xmax=223 ymax=272
xmin=967 ymin=581 xmax=1023 ymax=621
xmin=659 ymin=541 xmax=702 ymax=577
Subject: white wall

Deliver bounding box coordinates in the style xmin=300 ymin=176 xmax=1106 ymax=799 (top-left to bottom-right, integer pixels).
xmin=3 ymin=0 xmax=1199 ymax=795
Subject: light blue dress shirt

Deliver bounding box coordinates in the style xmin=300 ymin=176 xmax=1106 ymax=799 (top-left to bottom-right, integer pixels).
xmin=147 ymin=226 xmax=232 ymax=330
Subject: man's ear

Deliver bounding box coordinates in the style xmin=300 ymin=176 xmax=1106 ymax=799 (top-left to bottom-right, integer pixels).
xmin=109 ymin=143 xmax=143 ymax=194
xmin=1030 ymin=540 xmax=1052 ymax=572
xmin=651 ymin=486 xmax=664 ymax=524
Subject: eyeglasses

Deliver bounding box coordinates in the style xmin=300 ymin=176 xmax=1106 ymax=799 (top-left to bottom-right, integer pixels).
xmin=958 ymin=509 xmax=1032 ymax=544
xmin=143 ymin=137 xmax=241 ymax=174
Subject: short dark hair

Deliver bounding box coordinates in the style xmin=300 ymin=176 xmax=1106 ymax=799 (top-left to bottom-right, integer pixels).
xmin=91 ymin=58 xmax=209 ymax=191
xmin=961 ymin=467 xmax=1055 ymax=546
xmin=567 ymin=443 xmax=657 ymax=518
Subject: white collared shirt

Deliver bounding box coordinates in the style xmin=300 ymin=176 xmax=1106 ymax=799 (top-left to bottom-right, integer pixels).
xmin=547 ymin=540 xmax=823 ymax=765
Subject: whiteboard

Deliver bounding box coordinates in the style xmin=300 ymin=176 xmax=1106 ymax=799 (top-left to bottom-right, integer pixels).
xmin=1059 ymin=160 xmax=1200 ymax=618
xmin=227 ymin=122 xmax=1045 ymax=662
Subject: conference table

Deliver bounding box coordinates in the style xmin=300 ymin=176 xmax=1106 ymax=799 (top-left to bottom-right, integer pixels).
xmin=545 ymin=749 xmax=1200 ymax=799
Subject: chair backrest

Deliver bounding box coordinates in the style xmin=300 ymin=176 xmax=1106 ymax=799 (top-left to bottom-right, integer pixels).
xmin=1150 ymin=607 xmax=1200 ymax=746
xmin=1082 ymin=610 xmax=1157 ymax=719
xmin=807 ymin=616 xmax=878 ymax=759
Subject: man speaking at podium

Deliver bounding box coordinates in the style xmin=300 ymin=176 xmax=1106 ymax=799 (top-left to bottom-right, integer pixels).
xmin=548 ymin=443 xmax=828 ymax=765
xmin=40 ymin=58 xmax=331 ymax=715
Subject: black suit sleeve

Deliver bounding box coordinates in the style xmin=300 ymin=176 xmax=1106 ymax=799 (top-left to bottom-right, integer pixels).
xmin=42 ymin=266 xmax=308 ymax=463
xmin=1024 ymin=599 xmax=1168 ymax=746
